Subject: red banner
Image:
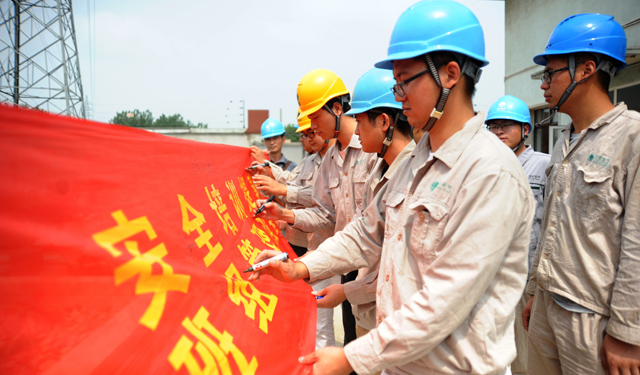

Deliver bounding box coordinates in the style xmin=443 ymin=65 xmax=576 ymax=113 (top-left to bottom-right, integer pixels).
xmin=0 ymin=105 xmax=316 ymax=375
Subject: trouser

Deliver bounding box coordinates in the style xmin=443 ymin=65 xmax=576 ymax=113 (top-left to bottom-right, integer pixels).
xmin=341 ymin=270 xmax=358 ymax=346
xmin=528 ymin=287 xmax=608 ymax=375
xmin=313 ymin=275 xmax=341 ymax=349
xmin=510 ymin=292 xmax=529 ymax=374
xmin=288 ymin=242 xmax=307 ymax=258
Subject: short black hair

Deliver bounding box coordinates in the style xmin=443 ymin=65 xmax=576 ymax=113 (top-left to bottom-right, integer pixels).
xmin=366 ymin=107 xmax=412 ymax=138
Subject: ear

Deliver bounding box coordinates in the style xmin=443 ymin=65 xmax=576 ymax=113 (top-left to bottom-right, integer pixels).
xmin=439 ymin=61 xmax=462 ymax=90
xmin=332 ymin=101 xmax=344 ymax=116
xmin=379 ymin=113 xmax=391 ymax=132
xmin=579 ymin=59 xmax=598 ymax=81
xmin=524 ymin=123 xmax=531 ymax=137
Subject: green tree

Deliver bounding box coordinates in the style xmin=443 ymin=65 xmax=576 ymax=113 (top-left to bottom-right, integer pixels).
xmin=109 ymin=109 xmax=154 ymax=127
xmin=284 ymin=123 xmax=300 ymax=142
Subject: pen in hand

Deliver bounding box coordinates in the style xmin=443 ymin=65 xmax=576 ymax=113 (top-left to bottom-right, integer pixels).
xmin=254 ymin=195 xmax=276 ymax=217
xmin=243 ymin=252 xmax=289 ymax=273
xmin=247 ymin=162 xmax=270 ymax=170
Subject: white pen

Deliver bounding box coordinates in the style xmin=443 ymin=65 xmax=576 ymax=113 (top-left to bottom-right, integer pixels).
xmin=243 ymin=252 xmax=289 ymax=273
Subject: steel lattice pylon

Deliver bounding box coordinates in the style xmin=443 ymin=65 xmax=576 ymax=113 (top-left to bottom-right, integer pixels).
xmin=0 ymin=0 xmax=85 ymax=118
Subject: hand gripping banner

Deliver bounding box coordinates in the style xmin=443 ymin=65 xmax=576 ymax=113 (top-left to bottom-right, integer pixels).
xmin=0 ymin=105 xmax=316 ymax=375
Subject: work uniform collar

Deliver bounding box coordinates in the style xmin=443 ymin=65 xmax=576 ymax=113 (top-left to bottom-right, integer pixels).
xmin=411 ymin=112 xmax=485 ymax=171
xmin=517 ymin=145 xmax=534 ymax=165
xmin=382 ymin=140 xmax=416 ymax=182
xmin=562 ymin=102 xmax=628 ymax=136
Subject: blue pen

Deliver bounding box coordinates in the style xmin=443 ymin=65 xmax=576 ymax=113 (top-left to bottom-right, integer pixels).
xmin=316 ymin=296 xmax=324 ymax=300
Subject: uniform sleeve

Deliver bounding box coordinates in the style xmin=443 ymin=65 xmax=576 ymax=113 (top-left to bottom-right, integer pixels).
xmin=344 ymin=268 xmax=378 ymax=306
xmin=285 ymin=185 xmax=312 ymax=207
xmin=607 ymin=141 xmax=640 ymax=345
xmin=344 ymin=171 xmax=533 ymax=374
xmin=299 ymin=182 xmax=387 ymax=282
xmin=271 ymin=161 xmax=301 ymax=185
xmin=291 ymin=156 xmax=336 ymax=233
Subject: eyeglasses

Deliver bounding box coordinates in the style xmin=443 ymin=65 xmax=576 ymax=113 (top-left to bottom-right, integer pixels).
xmin=541 ymin=62 xmax=584 ymax=84
xmin=391 ymin=68 xmax=430 ymax=97
xmin=299 ymin=130 xmax=316 ymax=141
xmin=487 ymin=122 xmax=521 ymax=133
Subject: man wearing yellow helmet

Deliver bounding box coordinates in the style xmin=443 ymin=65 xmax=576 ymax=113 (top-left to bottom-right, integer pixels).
xmin=254 ymin=69 xmax=378 ymax=349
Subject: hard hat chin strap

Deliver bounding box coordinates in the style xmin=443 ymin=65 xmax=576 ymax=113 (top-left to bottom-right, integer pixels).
xmin=512 ymin=123 xmax=528 ymax=153
xmin=378 ymin=111 xmax=401 ymax=159
xmin=422 ymin=55 xmax=481 ymax=133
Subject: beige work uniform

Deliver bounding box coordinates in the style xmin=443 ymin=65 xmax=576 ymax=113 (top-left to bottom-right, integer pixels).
xmin=292 ymin=132 xmax=377 ymax=250
xmin=301 ymin=114 xmax=534 ymax=375
xmin=525 ymin=103 xmax=640 ymax=374
xmin=344 ymin=141 xmax=416 ymax=331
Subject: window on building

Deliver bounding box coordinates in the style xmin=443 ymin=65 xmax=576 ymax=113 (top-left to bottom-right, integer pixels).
xmin=532 ymin=108 xmax=560 ymax=154
xmin=610 ymin=83 xmax=640 ymax=112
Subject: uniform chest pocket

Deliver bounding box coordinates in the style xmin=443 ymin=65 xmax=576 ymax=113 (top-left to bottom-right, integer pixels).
xmin=383 ymin=191 xmax=406 ymax=239
xmin=353 ymin=170 xmax=369 ymax=210
xmin=407 ymin=198 xmax=449 ymax=266
xmin=300 ymin=171 xmax=314 ymax=186
xmin=572 ymin=166 xmax=613 ymax=225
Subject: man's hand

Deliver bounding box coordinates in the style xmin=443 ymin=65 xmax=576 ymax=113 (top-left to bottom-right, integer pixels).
xmin=247 ymin=250 xmax=310 ymax=282
xmin=245 ymin=161 xmax=267 ymax=177
xmin=313 ymin=284 xmax=347 ymax=309
xmin=522 ymin=295 xmax=534 ymax=331
xmin=253 ymin=199 xmax=295 ymax=224
xmin=253 ymin=175 xmax=287 ymax=196
xmin=299 ymin=347 xmax=354 ymax=375
xmin=250 ymin=146 xmax=266 ymax=164
xmin=601 ymin=333 xmax=640 ymax=375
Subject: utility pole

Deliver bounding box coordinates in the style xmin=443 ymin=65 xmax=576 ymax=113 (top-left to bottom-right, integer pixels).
xmin=1 ymin=0 xmax=86 ymax=118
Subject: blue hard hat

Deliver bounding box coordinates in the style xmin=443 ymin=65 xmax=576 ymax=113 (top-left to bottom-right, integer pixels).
xmin=486 ymin=95 xmax=532 ymax=131
xmin=375 ymin=0 xmax=489 ymax=70
xmin=261 ymin=118 xmax=286 ymax=138
xmin=534 ymin=13 xmax=627 ymax=68
xmin=345 ymin=68 xmax=402 ymax=115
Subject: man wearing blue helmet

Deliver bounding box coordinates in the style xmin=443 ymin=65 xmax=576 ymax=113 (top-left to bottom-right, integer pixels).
xmin=486 ymin=95 xmax=551 ymax=375
xmin=521 ymin=14 xmax=640 ymax=375
xmin=248 ymin=2 xmax=534 ymax=374
xmin=252 ymin=118 xmax=297 ymax=172
xmin=310 ymin=68 xmax=415 ymax=354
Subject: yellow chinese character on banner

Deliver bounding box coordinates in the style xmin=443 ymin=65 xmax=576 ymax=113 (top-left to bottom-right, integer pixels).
xmin=255 ymin=217 xmax=280 ymax=245
xmin=250 ymin=224 xmax=279 ymax=251
xmin=205 ymin=184 xmax=238 ymax=236
xmin=223 ymin=263 xmax=278 ymax=334
xmin=168 ymin=306 xmax=258 ymax=375
xmin=237 ymin=239 xmax=261 ymax=265
xmin=244 ymin=175 xmax=259 ymax=199
xmin=238 ymin=176 xmax=257 ymax=211
xmin=225 ymin=180 xmax=248 ymax=221
xmin=178 ymin=195 xmax=223 ymax=267
xmin=92 ymin=210 xmax=190 ymax=331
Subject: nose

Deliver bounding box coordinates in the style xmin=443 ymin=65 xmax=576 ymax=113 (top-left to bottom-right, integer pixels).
xmin=355 ymin=122 xmax=361 ymax=136
xmin=540 ymin=79 xmax=550 ymax=90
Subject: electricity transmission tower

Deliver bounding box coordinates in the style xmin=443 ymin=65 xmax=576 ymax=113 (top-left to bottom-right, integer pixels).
xmin=0 ymin=0 xmax=86 ymax=118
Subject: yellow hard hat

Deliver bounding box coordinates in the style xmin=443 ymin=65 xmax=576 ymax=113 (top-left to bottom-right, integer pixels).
xmin=297 ymin=69 xmax=350 ymax=119
xmin=296 ymin=109 xmax=311 ymax=133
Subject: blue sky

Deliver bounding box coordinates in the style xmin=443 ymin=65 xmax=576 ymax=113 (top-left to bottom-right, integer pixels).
xmin=73 ymin=0 xmax=505 ymax=127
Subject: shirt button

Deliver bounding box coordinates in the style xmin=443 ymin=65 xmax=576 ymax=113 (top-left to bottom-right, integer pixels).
xmin=385 ymin=274 xmax=390 ymax=282
xmin=550 ymin=221 xmax=555 ymax=228
xmin=419 ymin=213 xmax=425 ymax=221
xmin=556 ymin=191 xmax=561 ymax=197
xmin=346 ymin=193 xmax=349 ymax=198
xmin=542 ymin=253 xmax=548 ymax=259
xmin=563 ymin=160 xmax=569 ymax=165
xmin=397 ymin=234 xmax=402 ymax=240
xmin=347 ymin=217 xmax=351 ymax=222
xmin=345 ymin=172 xmax=348 ymax=176
xmin=355 ymin=316 xmax=360 ymax=321
xmin=378 ymin=317 xmax=382 ymax=324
